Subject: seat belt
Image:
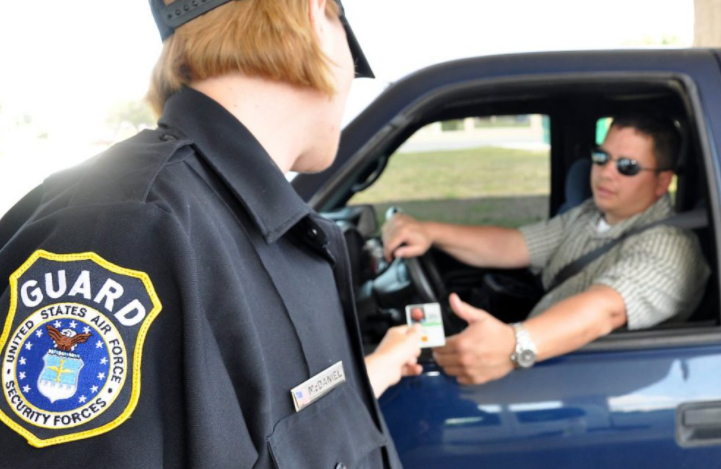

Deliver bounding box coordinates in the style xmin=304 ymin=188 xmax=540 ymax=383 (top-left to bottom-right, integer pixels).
xmin=546 ymin=208 xmax=709 ymax=292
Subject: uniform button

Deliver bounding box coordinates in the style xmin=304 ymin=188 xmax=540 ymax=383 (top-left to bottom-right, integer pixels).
xmin=308 ymin=227 xmax=319 ymax=238
xmin=335 ymin=463 xmax=347 ymax=469
xmin=160 ymin=134 xmax=177 ymax=142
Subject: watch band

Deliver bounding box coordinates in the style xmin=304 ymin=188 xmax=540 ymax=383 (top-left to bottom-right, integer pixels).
xmin=511 ymin=322 xmax=537 ymax=369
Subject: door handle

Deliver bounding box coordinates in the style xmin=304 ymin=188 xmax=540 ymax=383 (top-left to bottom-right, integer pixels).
xmin=677 ymin=401 xmax=721 ymax=447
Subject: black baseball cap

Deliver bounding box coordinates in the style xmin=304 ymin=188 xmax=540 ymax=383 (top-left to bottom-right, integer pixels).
xmin=149 ymin=0 xmax=374 ymax=78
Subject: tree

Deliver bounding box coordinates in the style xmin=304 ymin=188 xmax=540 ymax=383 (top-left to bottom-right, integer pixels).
xmin=106 ymin=99 xmax=156 ymax=134
xmin=622 ymin=34 xmax=688 ymax=47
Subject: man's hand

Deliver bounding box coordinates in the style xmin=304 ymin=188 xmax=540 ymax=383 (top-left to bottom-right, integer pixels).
xmin=382 ymin=215 xmax=530 ymax=269
xmin=433 ymin=293 xmax=516 ymax=385
xmin=365 ymin=325 xmax=423 ymax=398
xmin=382 ymin=214 xmax=432 ymax=262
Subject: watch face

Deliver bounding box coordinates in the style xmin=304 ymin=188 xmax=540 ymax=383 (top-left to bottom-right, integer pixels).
xmin=518 ymin=349 xmax=536 ymax=368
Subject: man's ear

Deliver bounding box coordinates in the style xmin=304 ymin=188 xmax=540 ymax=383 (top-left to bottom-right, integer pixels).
xmin=308 ymin=0 xmax=329 ymax=42
xmin=655 ymin=170 xmax=675 ymax=197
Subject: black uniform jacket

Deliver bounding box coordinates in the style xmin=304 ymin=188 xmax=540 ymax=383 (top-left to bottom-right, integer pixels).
xmin=0 ymin=88 xmax=402 ymax=469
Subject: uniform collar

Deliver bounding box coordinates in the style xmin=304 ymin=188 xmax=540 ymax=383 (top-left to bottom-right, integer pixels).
xmin=590 ymin=193 xmax=674 ymax=238
xmin=159 ymin=88 xmax=311 ymax=243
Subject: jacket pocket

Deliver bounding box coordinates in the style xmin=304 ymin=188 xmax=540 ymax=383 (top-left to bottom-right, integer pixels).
xmin=268 ymin=383 xmax=387 ymax=469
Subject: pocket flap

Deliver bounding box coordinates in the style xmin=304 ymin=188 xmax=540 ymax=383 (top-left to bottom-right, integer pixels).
xmin=268 ymin=384 xmax=387 ymax=469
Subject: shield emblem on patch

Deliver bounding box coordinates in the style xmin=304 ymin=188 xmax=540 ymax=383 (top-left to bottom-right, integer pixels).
xmin=38 ymin=351 xmax=85 ymax=403
xmin=0 ymin=250 xmax=162 ymax=447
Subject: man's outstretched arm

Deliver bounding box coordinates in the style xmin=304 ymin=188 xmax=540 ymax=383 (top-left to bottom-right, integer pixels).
xmin=382 ymin=214 xmax=530 ymax=269
xmin=433 ymin=287 xmax=627 ymax=385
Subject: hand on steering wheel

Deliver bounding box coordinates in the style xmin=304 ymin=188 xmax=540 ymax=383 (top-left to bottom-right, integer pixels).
xmin=383 ymin=207 xmax=466 ymax=334
xmin=382 ymin=208 xmax=433 ymax=262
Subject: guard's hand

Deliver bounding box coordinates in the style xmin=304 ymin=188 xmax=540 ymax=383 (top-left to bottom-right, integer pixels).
xmin=365 ymin=325 xmax=423 ymax=398
xmin=433 ymin=293 xmax=516 ymax=385
xmin=381 ymin=214 xmax=432 ymax=262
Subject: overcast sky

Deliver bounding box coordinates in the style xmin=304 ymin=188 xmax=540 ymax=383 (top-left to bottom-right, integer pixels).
xmin=0 ymin=0 xmax=694 ymax=215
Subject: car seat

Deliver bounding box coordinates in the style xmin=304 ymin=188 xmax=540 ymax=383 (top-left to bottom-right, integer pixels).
xmin=558 ymin=158 xmax=592 ymax=214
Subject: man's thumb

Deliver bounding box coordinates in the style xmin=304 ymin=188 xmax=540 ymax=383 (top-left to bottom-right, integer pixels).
xmin=449 ymin=293 xmax=488 ymax=325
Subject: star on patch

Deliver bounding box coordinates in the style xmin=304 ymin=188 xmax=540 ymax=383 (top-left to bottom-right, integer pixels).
xmin=97 ymin=372 xmax=106 ymax=380
xmin=83 ymin=326 xmax=91 ymax=334
xmin=53 ymin=320 xmax=62 ymax=328
xmin=100 ymin=357 xmax=108 ymax=365
xmin=35 ymin=330 xmax=43 ymax=338
xmin=91 ymin=385 xmax=99 ymax=394
xmin=95 ymin=340 xmax=103 ymax=349
xmin=22 ymin=385 xmax=30 ymax=393
xmin=19 ymin=372 xmax=26 ymax=380
xmin=24 ymin=342 xmax=33 ymax=351
xmin=78 ymin=395 xmax=87 ymax=403
xmin=19 ymin=357 xmax=26 ymax=366
xmin=69 ymin=320 xmax=78 ymax=329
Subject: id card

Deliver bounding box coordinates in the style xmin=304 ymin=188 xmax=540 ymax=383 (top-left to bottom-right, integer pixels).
xmin=405 ymin=303 xmax=446 ymax=348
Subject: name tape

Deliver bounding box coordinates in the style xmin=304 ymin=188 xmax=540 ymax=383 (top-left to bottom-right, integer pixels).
xmin=290 ymin=361 xmax=346 ymax=412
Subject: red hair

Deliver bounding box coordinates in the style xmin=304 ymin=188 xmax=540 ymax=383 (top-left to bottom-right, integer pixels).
xmin=147 ymin=0 xmax=340 ymax=116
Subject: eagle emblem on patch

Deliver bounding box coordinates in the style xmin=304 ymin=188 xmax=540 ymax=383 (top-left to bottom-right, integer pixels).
xmin=0 ymin=250 xmax=162 ymax=447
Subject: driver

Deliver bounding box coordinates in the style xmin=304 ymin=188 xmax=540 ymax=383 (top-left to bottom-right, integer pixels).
xmin=382 ymin=114 xmax=710 ymax=385
xmin=0 ymin=0 xmax=420 ymax=467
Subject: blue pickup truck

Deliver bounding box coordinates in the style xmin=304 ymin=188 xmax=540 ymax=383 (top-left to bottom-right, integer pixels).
xmin=293 ymin=50 xmax=721 ymax=468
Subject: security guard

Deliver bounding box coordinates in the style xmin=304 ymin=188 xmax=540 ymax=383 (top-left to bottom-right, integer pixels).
xmin=0 ymin=0 xmax=420 ymax=467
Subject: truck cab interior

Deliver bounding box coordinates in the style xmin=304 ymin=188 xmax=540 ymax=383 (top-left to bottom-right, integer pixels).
xmin=316 ymin=74 xmax=720 ymax=350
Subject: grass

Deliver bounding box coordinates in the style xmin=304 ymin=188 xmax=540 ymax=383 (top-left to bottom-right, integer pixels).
xmin=349 ymin=146 xmax=550 ymax=229
xmin=369 ymin=196 xmax=548 ymax=228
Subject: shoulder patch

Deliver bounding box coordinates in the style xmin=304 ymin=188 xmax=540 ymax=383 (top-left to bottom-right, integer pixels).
xmin=0 ymin=250 xmax=162 ymax=447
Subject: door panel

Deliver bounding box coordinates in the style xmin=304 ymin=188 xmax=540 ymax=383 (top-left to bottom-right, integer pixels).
xmin=380 ymin=345 xmax=721 ymax=468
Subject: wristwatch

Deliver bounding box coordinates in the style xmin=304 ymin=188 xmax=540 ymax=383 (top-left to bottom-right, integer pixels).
xmin=511 ymin=322 xmax=537 ymax=369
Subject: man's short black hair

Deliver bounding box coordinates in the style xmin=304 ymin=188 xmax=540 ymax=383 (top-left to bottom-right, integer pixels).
xmin=610 ymin=114 xmax=681 ymax=171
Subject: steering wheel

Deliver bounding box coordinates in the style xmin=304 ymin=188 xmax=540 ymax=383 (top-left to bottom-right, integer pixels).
xmin=385 ymin=207 xmax=467 ymax=335
xmin=404 ymin=254 xmax=443 ymax=304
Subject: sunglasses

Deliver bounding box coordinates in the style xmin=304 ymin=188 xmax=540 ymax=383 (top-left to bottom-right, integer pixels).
xmin=591 ymin=148 xmax=669 ymax=177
